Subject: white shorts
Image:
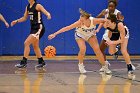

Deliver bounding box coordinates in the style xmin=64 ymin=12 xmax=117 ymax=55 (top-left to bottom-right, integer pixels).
xmin=124 ymin=26 xmax=129 ymax=39
xmin=75 ymin=32 xmax=95 ymax=41
xmin=102 ymin=29 xmax=109 ymax=40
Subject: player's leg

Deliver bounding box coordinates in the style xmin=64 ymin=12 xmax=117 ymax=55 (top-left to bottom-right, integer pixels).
xmin=88 ymin=36 xmax=112 ymax=74
xmin=76 ymin=38 xmax=87 ymax=74
xmin=100 ymin=30 xmax=111 ymax=71
xmin=108 ymin=44 xmax=117 ymax=55
xmin=121 ymin=38 xmax=135 ymax=74
xmin=15 ymin=35 xmax=35 ymax=68
xmin=100 ymin=39 xmax=108 ymax=61
xmin=99 ymin=39 xmax=110 ymax=72
xmin=32 ymin=39 xmax=46 ymax=68
xmin=111 ymin=33 xmax=121 ymax=60
xmin=33 ymin=27 xmax=46 ymax=68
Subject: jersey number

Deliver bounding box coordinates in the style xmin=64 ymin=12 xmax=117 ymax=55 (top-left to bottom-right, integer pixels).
xmin=30 ymin=15 xmax=33 ymax=20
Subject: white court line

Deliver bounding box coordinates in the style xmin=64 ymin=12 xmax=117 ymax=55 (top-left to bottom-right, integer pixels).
xmin=53 ymin=71 xmax=93 ymax=74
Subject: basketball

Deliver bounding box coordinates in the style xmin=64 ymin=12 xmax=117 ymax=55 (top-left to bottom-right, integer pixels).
xmin=44 ymin=46 xmax=56 ymax=58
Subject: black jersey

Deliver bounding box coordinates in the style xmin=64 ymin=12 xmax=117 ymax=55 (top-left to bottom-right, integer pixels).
xmin=27 ymin=3 xmax=43 ymax=25
xmin=107 ymin=20 xmax=127 ymax=34
xmin=27 ymin=3 xmax=45 ymax=39
xmin=107 ymin=20 xmax=129 ymax=40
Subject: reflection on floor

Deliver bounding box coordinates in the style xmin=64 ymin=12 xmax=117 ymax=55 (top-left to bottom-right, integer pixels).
xmin=0 ymin=58 xmax=140 ymax=93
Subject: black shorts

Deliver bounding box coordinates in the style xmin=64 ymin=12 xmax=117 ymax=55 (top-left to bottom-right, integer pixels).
xmin=30 ymin=23 xmax=45 ymax=39
xmin=110 ymin=33 xmax=120 ymax=40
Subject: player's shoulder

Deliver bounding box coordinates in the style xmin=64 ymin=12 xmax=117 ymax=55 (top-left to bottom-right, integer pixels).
xmin=117 ymin=21 xmax=124 ymax=27
xmin=115 ymin=9 xmax=121 ymax=14
xmin=36 ymin=3 xmax=43 ymax=7
xmin=36 ymin=3 xmax=44 ymax=10
xmin=101 ymin=9 xmax=108 ymax=13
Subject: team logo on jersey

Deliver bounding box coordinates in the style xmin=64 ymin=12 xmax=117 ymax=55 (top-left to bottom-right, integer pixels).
xmin=81 ymin=27 xmax=95 ymax=32
xmin=28 ymin=12 xmax=33 ymax=15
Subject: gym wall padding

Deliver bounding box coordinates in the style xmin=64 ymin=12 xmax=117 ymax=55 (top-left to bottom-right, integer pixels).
xmin=0 ymin=0 xmax=140 ymax=55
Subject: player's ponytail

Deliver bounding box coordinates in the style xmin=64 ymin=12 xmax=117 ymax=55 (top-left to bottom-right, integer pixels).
xmin=79 ymin=8 xmax=91 ymax=19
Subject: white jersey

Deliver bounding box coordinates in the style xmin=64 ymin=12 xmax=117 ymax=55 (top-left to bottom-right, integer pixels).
xmin=103 ymin=9 xmax=121 ymax=40
xmin=75 ymin=17 xmax=96 ymax=41
xmin=105 ymin=9 xmax=121 ymax=18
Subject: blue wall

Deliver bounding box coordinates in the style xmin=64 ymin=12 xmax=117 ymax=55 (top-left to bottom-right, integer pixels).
xmin=0 ymin=0 xmax=140 ymax=55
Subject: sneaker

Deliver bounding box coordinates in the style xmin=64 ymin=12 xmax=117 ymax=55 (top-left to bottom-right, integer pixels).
xmin=35 ymin=58 xmax=46 ymax=69
xmin=35 ymin=62 xmax=46 ymax=68
xmin=113 ymin=52 xmax=119 ymax=60
xmin=99 ymin=61 xmax=110 ymax=72
xmin=127 ymin=64 xmax=135 ymax=72
xmin=127 ymin=64 xmax=136 ymax=80
xmin=132 ymin=64 xmax=136 ymax=71
xmin=15 ymin=60 xmax=27 ymax=68
xmin=78 ymin=64 xmax=87 ymax=74
xmin=102 ymin=64 xmax=112 ymax=74
xmin=127 ymin=64 xmax=135 ymax=79
xmin=113 ymin=44 xmax=121 ymax=59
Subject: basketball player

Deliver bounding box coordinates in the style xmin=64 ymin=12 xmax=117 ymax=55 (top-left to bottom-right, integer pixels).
xmin=48 ymin=8 xmax=112 ymax=74
xmin=95 ymin=0 xmax=124 ymax=72
xmin=0 ymin=13 xmax=9 ymax=28
xmin=11 ymin=0 xmax=51 ymax=68
xmin=104 ymin=13 xmax=135 ymax=75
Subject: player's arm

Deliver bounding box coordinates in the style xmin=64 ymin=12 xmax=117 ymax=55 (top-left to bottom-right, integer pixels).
xmin=0 ymin=14 xmax=9 ymax=28
xmin=95 ymin=9 xmax=107 ymax=33
xmin=48 ymin=20 xmax=81 ymax=40
xmin=11 ymin=7 xmax=28 ymax=26
xmin=96 ymin=9 xmax=107 ymax=18
xmin=94 ymin=23 xmax=104 ymax=34
xmin=93 ymin=19 xmax=105 ymax=34
xmin=0 ymin=14 xmax=8 ymax=24
xmin=36 ymin=4 xmax=51 ymax=20
xmin=92 ymin=18 xmax=106 ymax=34
xmin=93 ymin=18 xmax=106 ymax=26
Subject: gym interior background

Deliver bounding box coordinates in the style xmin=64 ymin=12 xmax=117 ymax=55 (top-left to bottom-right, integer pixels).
xmin=0 ymin=0 xmax=140 ymax=55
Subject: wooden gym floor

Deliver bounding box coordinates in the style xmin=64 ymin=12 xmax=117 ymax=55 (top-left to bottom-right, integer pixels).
xmin=0 ymin=56 xmax=140 ymax=93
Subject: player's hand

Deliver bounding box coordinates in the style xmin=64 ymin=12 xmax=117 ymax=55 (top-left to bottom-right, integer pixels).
xmin=106 ymin=39 xmax=113 ymax=45
xmin=11 ymin=20 xmax=18 ymax=27
xmin=5 ymin=22 xmax=9 ymax=28
xmin=103 ymin=21 xmax=109 ymax=28
xmin=48 ymin=34 xmax=56 ymax=40
xmin=93 ymin=29 xmax=99 ymax=35
xmin=47 ymin=14 xmax=51 ymax=20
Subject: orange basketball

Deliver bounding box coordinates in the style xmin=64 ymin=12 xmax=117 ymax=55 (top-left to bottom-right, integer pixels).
xmin=44 ymin=46 xmax=56 ymax=58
